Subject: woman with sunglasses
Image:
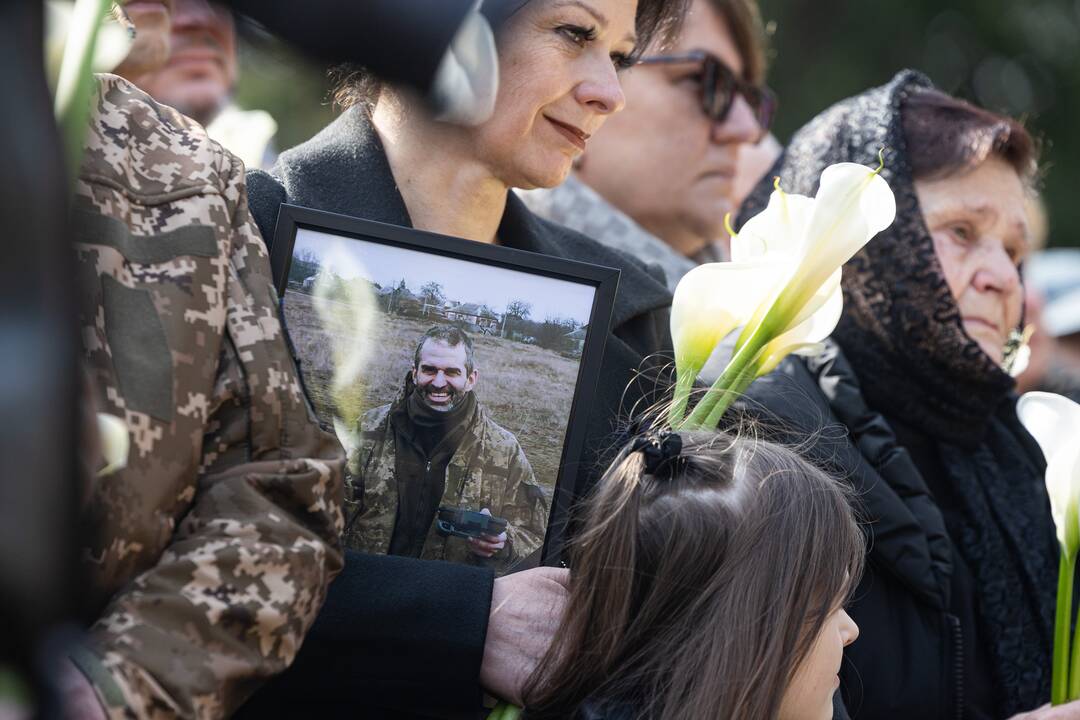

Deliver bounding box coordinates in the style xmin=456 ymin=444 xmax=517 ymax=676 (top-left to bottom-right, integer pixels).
xmin=519 ymin=0 xmax=776 ymax=290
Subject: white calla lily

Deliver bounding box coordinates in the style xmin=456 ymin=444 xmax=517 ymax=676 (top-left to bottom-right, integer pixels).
xmin=769 ymin=161 xmax=895 ymax=322
xmin=46 ymin=1 xmax=133 ymax=87
xmin=668 ymin=260 xmax=786 ymax=423
xmin=1017 ymin=392 xmax=1080 ymax=555
xmin=756 ymin=279 xmax=844 ymax=377
xmin=96 ymin=412 xmax=129 ymax=477
xmin=670 ymin=260 xmax=785 ymax=375
xmin=312 ymin=246 xmax=376 ymax=438
xmin=1016 ymin=391 xmax=1080 ymax=704
xmin=731 ymin=185 xmax=816 ymax=262
xmin=675 ymin=157 xmax=896 ymax=429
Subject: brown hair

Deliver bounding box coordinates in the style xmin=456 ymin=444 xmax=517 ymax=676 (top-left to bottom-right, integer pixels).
xmin=901 ymin=88 xmax=1037 ymax=183
xmin=332 ymin=0 xmax=690 ymax=111
xmin=705 ymin=0 xmax=768 ymax=86
xmin=523 ymin=430 xmax=864 ymax=719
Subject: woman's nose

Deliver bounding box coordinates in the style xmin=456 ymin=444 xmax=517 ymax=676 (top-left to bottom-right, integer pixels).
xmin=840 ymin=610 xmax=860 ymax=646
xmin=712 ymin=93 xmax=762 ymax=145
xmin=973 ymin=244 xmax=1021 ymax=295
xmin=575 ymin=61 xmax=626 ymax=116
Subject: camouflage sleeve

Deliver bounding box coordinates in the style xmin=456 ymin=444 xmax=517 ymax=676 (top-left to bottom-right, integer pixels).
xmin=500 ymin=444 xmax=547 ymax=567
xmin=76 ymin=150 xmax=346 ymax=719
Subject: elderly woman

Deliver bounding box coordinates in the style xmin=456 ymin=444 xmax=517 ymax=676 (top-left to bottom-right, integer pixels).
xmin=741 ymin=70 xmax=1061 ymax=719
xmin=241 ymin=0 xmax=687 ymax=717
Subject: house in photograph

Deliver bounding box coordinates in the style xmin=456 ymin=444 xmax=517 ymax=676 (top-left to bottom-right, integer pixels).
xmin=445 ymin=302 xmax=501 ymax=334
xmin=564 ymin=326 xmax=588 ymax=356
xmin=376 ymin=284 xmax=423 ymax=316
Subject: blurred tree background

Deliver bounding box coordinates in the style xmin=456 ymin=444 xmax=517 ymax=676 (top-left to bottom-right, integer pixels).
xmin=233 ymin=0 xmax=1080 ymax=247
xmin=757 ymin=0 xmax=1079 ymax=248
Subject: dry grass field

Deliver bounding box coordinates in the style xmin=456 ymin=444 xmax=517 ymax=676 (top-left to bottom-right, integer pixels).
xmin=283 ymin=290 xmax=580 ymax=492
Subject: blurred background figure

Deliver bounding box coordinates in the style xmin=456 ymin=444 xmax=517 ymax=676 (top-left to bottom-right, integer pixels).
xmin=733 ymin=130 xmax=780 ymax=205
xmin=517 ymin=0 xmax=773 ymax=290
xmin=1018 ymin=248 xmax=1080 ymax=402
xmin=119 ymin=0 xmax=279 ymax=170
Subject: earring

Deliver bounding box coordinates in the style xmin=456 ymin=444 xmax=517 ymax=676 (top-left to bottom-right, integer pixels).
xmin=1002 ymin=324 xmax=1035 ymax=377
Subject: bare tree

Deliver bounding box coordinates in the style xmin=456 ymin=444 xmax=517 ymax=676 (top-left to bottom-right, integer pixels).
xmin=502 ymin=299 xmax=533 ymax=338
xmin=505 ymin=299 xmax=532 ymax=319
xmin=419 ymin=281 xmax=445 ymax=305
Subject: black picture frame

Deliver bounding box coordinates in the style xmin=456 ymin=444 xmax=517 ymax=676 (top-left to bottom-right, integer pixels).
xmin=269 ymin=204 xmax=620 ymax=570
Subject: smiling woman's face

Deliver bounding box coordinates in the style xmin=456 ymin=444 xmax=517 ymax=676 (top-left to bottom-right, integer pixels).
xmin=469 ymin=0 xmax=639 ymax=189
xmin=916 ymin=156 xmax=1031 ymax=365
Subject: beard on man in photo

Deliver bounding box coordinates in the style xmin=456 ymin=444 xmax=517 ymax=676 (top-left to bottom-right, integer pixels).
xmin=342 ymin=325 xmax=549 ymax=573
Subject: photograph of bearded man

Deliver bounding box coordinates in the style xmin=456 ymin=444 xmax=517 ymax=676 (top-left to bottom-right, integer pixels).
xmin=344 ymin=325 xmax=547 ymax=572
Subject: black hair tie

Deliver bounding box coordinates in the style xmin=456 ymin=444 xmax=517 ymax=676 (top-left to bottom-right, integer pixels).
xmin=630 ymin=429 xmax=684 ymax=479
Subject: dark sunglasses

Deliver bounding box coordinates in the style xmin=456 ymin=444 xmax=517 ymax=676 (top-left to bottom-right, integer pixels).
xmin=637 ymin=50 xmax=777 ymax=139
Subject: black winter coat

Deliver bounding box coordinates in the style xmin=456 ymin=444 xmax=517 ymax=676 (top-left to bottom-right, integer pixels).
xmin=240 ymin=106 xmax=673 ymax=719
xmin=741 ymin=345 xmax=1050 ymax=720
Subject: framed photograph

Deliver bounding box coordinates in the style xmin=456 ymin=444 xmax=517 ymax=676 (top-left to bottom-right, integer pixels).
xmin=270 ymin=205 xmax=618 ymax=576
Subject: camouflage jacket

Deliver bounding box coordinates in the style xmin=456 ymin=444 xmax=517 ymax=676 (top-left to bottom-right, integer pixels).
xmin=343 ymin=388 xmax=547 ymax=573
xmin=71 ymin=75 xmax=345 ymax=720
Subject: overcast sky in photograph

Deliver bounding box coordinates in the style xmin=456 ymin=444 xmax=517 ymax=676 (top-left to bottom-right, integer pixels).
xmin=294 ymin=228 xmax=597 ymax=325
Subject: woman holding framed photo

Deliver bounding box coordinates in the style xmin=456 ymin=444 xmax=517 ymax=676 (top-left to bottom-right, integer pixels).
xmin=242 ymin=0 xmax=689 ymax=716
xmin=248 ymin=0 xmax=687 ymax=512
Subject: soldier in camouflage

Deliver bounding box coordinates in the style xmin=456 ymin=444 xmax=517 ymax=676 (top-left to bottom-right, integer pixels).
xmin=67 ymin=68 xmax=345 ymax=719
xmin=343 ymin=326 xmax=547 ymax=573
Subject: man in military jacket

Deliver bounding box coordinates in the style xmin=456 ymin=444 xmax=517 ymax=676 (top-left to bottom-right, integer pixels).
xmin=67 ymin=70 xmax=345 ymax=719
xmin=344 ymin=326 xmax=547 ymax=572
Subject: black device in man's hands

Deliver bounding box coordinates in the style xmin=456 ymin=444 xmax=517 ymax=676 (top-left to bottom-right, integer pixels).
xmin=436 ymin=507 xmax=508 ymax=539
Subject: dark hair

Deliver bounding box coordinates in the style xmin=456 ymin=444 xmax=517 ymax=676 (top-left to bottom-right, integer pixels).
xmin=523 ymin=429 xmax=864 ymax=719
xmin=705 ymin=0 xmax=768 ymax=85
xmin=413 ymin=325 xmax=476 ymax=374
xmin=901 ymin=88 xmax=1037 ymax=183
xmin=332 ymin=0 xmax=690 ymax=111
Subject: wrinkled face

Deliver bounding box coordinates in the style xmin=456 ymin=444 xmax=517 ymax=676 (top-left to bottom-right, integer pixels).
xmin=136 ymin=0 xmax=237 ymax=125
xmin=576 ymin=0 xmax=762 ymax=256
xmin=114 ymin=0 xmax=174 ymax=79
xmin=778 ymin=606 xmax=860 ymax=720
xmin=916 ymin=156 xmax=1030 ymax=365
xmin=468 ymin=0 xmax=638 ymax=190
xmin=412 ymin=340 xmax=478 ymax=412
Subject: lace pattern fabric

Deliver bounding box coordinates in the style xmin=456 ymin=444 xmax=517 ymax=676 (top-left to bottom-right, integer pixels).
xmin=739 ymin=70 xmax=1056 ymax=714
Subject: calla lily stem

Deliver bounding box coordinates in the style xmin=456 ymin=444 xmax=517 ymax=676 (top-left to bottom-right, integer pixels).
xmin=1069 ymin=554 xmax=1080 ymax=702
xmin=487 ymin=702 xmax=522 ymax=720
xmin=682 ymin=318 xmax=774 ymax=430
xmin=54 ymin=0 xmax=111 ymax=187
xmin=668 ymin=369 xmax=697 ymax=427
xmin=1054 ymin=550 xmax=1075 ymax=705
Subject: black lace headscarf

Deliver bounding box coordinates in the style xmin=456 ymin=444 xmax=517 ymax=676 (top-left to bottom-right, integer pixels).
xmin=740 ymin=70 xmax=1057 ymax=713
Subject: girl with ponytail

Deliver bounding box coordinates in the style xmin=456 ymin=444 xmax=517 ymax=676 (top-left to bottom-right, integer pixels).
xmin=522 ymin=429 xmax=864 ymax=720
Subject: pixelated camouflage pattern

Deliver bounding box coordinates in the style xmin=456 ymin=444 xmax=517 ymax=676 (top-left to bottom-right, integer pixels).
xmin=72 ymin=75 xmax=345 ymax=719
xmin=343 ymin=388 xmax=547 ymax=574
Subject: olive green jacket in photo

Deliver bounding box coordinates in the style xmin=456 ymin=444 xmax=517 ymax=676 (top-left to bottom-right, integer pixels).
xmin=343 ymin=387 xmax=547 ymax=573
